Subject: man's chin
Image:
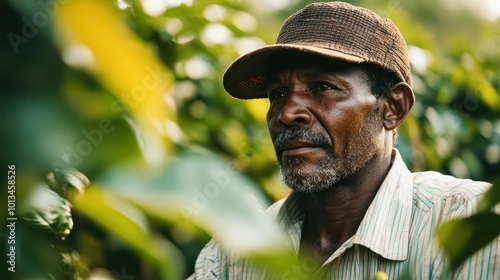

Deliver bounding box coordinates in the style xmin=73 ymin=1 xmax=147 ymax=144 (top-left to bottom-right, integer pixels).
xmin=285 ymin=181 xmax=332 ymax=193
xmin=280 ymin=157 xmax=322 ymax=172
xmin=281 ymin=169 xmax=341 ymax=193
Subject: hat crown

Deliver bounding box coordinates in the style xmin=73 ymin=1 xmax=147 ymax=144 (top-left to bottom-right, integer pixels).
xmin=222 ymin=1 xmax=412 ymax=99
xmin=276 ymin=2 xmax=411 ymax=86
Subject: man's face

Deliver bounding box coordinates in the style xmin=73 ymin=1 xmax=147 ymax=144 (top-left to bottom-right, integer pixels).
xmin=265 ymin=53 xmax=386 ymax=193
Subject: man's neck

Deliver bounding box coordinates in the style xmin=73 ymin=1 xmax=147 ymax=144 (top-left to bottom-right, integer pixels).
xmin=298 ymin=152 xmax=394 ymax=262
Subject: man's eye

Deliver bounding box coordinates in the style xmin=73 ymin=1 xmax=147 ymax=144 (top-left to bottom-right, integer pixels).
xmin=268 ymin=88 xmax=287 ymax=101
xmin=316 ymin=83 xmax=335 ymax=91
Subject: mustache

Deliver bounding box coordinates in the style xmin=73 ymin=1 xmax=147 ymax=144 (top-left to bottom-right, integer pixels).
xmin=274 ymin=126 xmax=333 ymax=155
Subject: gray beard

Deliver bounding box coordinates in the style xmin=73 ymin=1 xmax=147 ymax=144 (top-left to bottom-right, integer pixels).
xmin=275 ymin=110 xmax=381 ymax=193
xmin=280 ymin=156 xmax=343 ymax=193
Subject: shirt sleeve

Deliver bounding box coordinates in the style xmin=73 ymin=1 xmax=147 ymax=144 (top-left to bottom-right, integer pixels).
xmin=438 ymin=189 xmax=500 ymax=279
xmin=454 ymin=201 xmax=500 ymax=280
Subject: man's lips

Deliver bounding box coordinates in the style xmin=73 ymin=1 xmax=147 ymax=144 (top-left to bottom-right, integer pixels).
xmin=278 ymin=140 xmax=322 ymax=157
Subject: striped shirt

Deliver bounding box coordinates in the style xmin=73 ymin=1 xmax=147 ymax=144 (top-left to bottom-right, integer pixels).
xmin=190 ymin=149 xmax=499 ymax=279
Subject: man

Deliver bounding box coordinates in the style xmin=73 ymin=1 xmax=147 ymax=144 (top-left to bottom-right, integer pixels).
xmin=191 ymin=2 xmax=499 ymax=279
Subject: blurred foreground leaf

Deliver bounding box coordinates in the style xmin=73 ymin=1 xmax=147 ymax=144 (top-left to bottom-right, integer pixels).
xmin=73 ymin=187 xmax=184 ymax=280
xmin=46 ymin=166 xmax=90 ymax=200
xmin=98 ymin=149 xmax=297 ymax=275
xmin=56 ymin=0 xmax=176 ymax=165
xmin=437 ymin=211 xmax=500 ymax=270
xmin=21 ymin=185 xmax=73 ymax=240
xmin=477 ymin=183 xmax=500 ymax=212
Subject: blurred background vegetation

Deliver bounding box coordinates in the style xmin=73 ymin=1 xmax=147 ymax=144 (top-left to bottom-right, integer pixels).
xmin=1 ymin=0 xmax=499 ymax=279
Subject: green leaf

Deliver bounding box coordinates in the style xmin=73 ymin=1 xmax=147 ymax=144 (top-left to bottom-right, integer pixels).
xmin=21 ymin=185 xmax=73 ymax=240
xmin=477 ymin=184 xmax=500 ymax=212
xmin=73 ymin=187 xmax=185 ymax=280
xmin=97 ymin=149 xmax=295 ymax=273
xmin=46 ymin=165 xmax=90 ymax=200
xmin=436 ymin=212 xmax=500 ymax=270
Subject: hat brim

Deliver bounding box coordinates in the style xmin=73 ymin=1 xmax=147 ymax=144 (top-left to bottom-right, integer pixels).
xmin=223 ymin=44 xmax=365 ymax=99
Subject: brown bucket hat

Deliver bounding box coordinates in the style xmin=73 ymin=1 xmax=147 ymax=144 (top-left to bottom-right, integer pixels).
xmin=223 ymin=1 xmax=412 ymax=99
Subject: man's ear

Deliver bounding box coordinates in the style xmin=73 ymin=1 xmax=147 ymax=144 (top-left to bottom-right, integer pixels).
xmin=382 ymin=82 xmax=414 ymax=131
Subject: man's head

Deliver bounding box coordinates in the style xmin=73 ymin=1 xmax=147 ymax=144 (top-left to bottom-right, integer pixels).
xmin=222 ymin=2 xmax=414 ymax=192
xmin=264 ymin=51 xmax=412 ymax=192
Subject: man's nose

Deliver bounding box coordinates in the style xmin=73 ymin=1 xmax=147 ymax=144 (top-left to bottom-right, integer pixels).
xmin=277 ymin=92 xmax=312 ymax=126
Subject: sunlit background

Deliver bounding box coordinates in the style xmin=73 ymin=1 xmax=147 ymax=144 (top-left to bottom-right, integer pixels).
xmin=1 ymin=0 xmax=499 ymax=279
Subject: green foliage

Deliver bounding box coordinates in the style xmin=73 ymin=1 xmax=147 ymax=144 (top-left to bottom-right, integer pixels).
xmin=96 ymin=149 xmax=289 ymax=255
xmin=74 ymin=187 xmax=185 ymax=280
xmin=21 ymin=186 xmax=74 ymax=240
xmin=478 ymin=182 xmax=500 ymax=212
xmin=437 ymin=183 xmax=500 ymax=270
xmin=94 ymin=149 xmax=298 ymax=277
xmin=1 ymin=0 xmax=499 ymax=279
xmin=437 ymin=211 xmax=500 ymax=270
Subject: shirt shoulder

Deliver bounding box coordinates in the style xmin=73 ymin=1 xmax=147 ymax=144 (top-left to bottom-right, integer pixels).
xmin=411 ymin=171 xmax=492 ymax=214
xmin=264 ymin=197 xmax=287 ymax=217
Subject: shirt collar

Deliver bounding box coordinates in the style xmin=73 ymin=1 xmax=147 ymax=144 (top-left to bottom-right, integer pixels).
xmin=352 ymin=149 xmax=413 ymax=260
xmin=277 ymin=149 xmax=414 ymax=261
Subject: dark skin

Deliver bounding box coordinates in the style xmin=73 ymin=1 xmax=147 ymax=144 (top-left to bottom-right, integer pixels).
xmin=265 ymin=53 xmax=414 ymax=264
